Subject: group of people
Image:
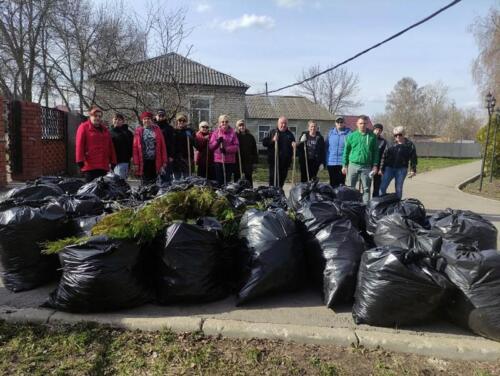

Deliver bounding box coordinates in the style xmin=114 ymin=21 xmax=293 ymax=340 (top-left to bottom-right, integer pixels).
xmin=75 ymin=107 xmax=258 ymax=187
xmin=75 ymin=107 xmax=417 ymax=202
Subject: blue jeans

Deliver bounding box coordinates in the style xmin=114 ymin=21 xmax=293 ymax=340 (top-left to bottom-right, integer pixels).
xmin=380 ymin=167 xmax=408 ymax=198
xmin=113 ymin=163 xmax=129 ymax=180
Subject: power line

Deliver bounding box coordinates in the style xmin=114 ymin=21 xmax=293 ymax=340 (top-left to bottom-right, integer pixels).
xmin=250 ymin=0 xmax=462 ymax=96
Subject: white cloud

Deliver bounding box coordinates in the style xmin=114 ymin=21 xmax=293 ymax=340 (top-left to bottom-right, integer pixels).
xmin=275 ymin=0 xmax=303 ymax=8
xmin=219 ymin=14 xmax=275 ymax=32
xmin=195 ymin=3 xmax=211 ymax=13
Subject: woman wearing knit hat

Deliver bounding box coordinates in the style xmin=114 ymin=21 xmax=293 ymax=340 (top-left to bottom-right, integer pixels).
xmin=133 ymin=111 xmax=168 ymax=184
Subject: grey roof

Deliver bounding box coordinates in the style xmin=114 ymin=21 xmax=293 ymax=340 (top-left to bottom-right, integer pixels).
xmin=92 ymin=52 xmax=249 ymax=88
xmin=245 ymin=95 xmax=336 ymax=121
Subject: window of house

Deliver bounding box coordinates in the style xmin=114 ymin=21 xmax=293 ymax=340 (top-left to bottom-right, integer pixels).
xmin=189 ymin=97 xmax=211 ymax=126
xmin=258 ymin=125 xmax=270 ymax=143
xmin=289 ymin=126 xmax=297 ymax=139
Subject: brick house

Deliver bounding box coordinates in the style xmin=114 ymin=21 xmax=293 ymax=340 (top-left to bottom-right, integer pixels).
xmin=245 ymin=95 xmax=337 ymax=150
xmin=92 ymin=53 xmax=249 ymax=127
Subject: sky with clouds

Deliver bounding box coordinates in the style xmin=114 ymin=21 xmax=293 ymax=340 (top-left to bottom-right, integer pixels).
xmin=119 ymin=0 xmax=498 ymax=116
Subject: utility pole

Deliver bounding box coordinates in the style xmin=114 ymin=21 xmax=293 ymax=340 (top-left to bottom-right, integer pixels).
xmin=479 ymin=92 xmax=496 ymax=191
xmin=490 ymin=107 xmax=499 ymax=182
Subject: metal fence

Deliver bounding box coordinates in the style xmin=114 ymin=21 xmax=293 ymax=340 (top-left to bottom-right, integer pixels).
xmin=41 ymin=106 xmax=65 ymax=140
xmin=414 ymin=142 xmax=481 ymax=158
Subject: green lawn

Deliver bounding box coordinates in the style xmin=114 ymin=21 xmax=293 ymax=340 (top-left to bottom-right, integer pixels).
xmin=252 ymin=157 xmax=477 ymax=184
xmin=0 ymin=321 xmax=498 ymax=375
xmin=463 ymin=177 xmax=500 ymax=201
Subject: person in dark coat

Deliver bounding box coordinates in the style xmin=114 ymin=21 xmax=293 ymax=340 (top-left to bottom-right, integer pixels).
xmin=297 ymin=120 xmax=325 ymax=183
xmin=110 ymin=113 xmax=133 ymax=180
xmin=75 ymin=106 xmax=117 ymax=182
xmin=194 ymin=121 xmax=215 ymax=180
xmin=379 ymin=126 xmax=417 ymax=198
xmin=234 ymin=119 xmax=258 ymax=186
xmin=155 ymin=109 xmax=174 ymax=183
xmin=262 ymin=116 xmax=296 ymax=188
xmin=372 ymin=123 xmax=387 ymax=197
xmin=171 ymin=113 xmax=195 ymax=179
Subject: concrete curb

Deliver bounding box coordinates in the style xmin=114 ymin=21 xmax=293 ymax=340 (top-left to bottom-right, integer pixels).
xmin=455 ymin=173 xmax=500 ymax=204
xmin=1 ymin=306 xmax=500 ymax=361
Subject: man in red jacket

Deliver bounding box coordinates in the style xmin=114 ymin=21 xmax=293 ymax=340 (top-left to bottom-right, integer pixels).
xmin=76 ymin=106 xmax=117 ymax=182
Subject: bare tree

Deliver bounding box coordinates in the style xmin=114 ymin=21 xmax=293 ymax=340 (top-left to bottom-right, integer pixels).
xmin=296 ymin=65 xmax=361 ymax=114
xmin=470 ymin=7 xmax=500 ymax=97
xmin=0 ymin=0 xmax=55 ymax=100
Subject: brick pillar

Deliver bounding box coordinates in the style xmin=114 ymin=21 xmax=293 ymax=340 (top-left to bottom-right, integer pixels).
xmin=11 ymin=101 xmax=43 ymax=181
xmin=0 ymin=96 xmax=7 ymax=187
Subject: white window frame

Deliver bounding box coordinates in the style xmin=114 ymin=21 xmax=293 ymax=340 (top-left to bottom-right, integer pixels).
xmin=188 ymin=95 xmax=213 ymax=125
xmin=258 ymin=125 xmax=270 ymax=143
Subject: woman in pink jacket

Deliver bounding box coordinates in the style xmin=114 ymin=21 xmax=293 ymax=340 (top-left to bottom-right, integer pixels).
xmin=209 ymin=114 xmax=239 ymax=185
xmin=133 ymin=111 xmax=168 ymax=185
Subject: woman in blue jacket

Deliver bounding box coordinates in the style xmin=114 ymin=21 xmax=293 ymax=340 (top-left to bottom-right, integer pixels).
xmin=325 ymin=116 xmax=351 ymax=187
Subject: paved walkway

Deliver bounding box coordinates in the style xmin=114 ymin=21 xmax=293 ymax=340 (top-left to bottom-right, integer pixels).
xmin=1 ymin=161 xmax=500 ymax=361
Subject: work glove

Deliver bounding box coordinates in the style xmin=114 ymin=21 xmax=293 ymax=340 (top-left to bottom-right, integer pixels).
xmin=299 ymin=133 xmax=307 ymax=143
xmin=185 ymin=129 xmax=192 ymax=138
xmin=217 ymin=137 xmax=224 ymax=144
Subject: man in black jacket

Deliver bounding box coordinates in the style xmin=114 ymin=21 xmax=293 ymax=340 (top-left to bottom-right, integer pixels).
xmin=262 ymin=116 xmax=296 ymax=188
xmin=171 ymin=112 xmax=195 ymax=179
xmin=372 ymin=123 xmax=387 ymax=197
xmin=234 ymin=119 xmax=258 ymax=186
xmin=110 ymin=113 xmax=133 ymax=179
xmin=155 ymin=109 xmax=174 ymax=183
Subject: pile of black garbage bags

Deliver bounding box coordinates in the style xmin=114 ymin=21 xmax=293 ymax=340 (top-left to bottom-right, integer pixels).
xmin=1 ymin=175 xmax=499 ymax=343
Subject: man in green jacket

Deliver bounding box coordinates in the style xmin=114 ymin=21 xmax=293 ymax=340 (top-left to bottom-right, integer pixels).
xmin=342 ymin=115 xmax=379 ymax=203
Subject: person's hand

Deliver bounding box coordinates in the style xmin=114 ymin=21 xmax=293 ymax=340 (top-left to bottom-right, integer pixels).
xmin=372 ymin=166 xmax=378 ymax=174
xmin=77 ymin=161 xmax=84 ymax=169
xmin=342 ymin=167 xmax=347 ymax=175
xmin=185 ymin=129 xmax=192 ymax=138
xmin=291 ymin=141 xmax=297 ymax=149
xmin=204 ymin=134 xmax=209 ymax=139
xmin=299 ymin=133 xmax=307 ymax=143
xmin=378 ymin=170 xmax=383 ymax=176
xmin=217 ymin=136 xmax=224 ymax=144
xmin=272 ymin=134 xmax=278 ymax=142
xmin=408 ymin=171 xmax=416 ymax=178
xmin=168 ymin=157 xmax=174 ymax=163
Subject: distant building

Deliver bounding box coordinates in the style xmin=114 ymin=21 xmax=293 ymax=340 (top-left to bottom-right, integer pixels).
xmin=245 ymin=95 xmax=337 ymax=149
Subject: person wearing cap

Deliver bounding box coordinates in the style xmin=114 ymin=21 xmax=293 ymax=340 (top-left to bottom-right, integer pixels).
xmin=76 ymin=106 xmax=117 ymax=182
xmin=132 ymin=111 xmax=168 ymax=184
xmin=371 ymin=123 xmax=387 ymax=197
xmin=195 ymin=121 xmax=215 ymax=180
xmin=234 ymin=119 xmax=258 ymax=186
xmin=110 ymin=113 xmax=133 ymax=180
xmin=209 ymin=114 xmax=239 ymax=185
xmin=379 ymin=126 xmax=417 ymax=198
xmin=154 ymin=109 xmax=175 ymax=181
xmin=171 ymin=113 xmax=195 ymax=179
xmin=262 ymin=116 xmax=296 ymax=188
xmin=325 ymin=116 xmax=352 ymax=187
xmin=297 ymin=120 xmax=325 ymax=182
xmin=342 ymin=115 xmax=379 ymax=203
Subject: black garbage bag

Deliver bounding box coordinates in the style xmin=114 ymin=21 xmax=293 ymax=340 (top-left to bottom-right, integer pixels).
xmin=374 ymin=214 xmax=442 ymax=253
xmin=288 ymin=179 xmax=336 ymax=211
xmin=429 ymin=209 xmax=497 ymax=250
xmin=77 ymin=175 xmax=130 ymax=200
xmin=237 ymin=209 xmax=305 ymax=305
xmin=55 ymin=194 xmax=104 ymax=217
xmin=352 ymin=246 xmax=451 ymax=327
xmin=132 ymin=183 xmax=160 ymax=201
xmin=0 ymin=200 xmax=66 ymax=292
xmin=6 ymin=182 xmax=64 ymax=201
xmin=333 ymin=199 xmax=366 ymax=231
xmin=297 ymin=201 xmax=344 ymax=234
xmin=365 ymin=194 xmax=426 ymax=235
xmin=159 ymin=176 xmax=216 ymax=194
xmin=57 ymin=178 xmax=86 ymax=194
xmin=439 ymin=240 xmax=500 ymax=341
xmin=237 ymin=189 xmax=262 ymax=206
xmin=33 ymin=176 xmax=63 ymax=185
xmin=153 ymin=221 xmax=227 ymax=304
xmin=304 ymin=216 xmax=366 ymax=307
xmin=68 ymin=214 xmax=105 ymax=236
xmin=225 ymin=179 xmax=252 ymax=194
xmin=43 ymin=235 xmax=152 ymax=313
xmin=333 ymin=185 xmax=362 ymax=202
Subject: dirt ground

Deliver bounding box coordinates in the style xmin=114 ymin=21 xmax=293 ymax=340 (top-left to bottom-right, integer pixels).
xmin=0 ymin=321 xmax=498 ymax=375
